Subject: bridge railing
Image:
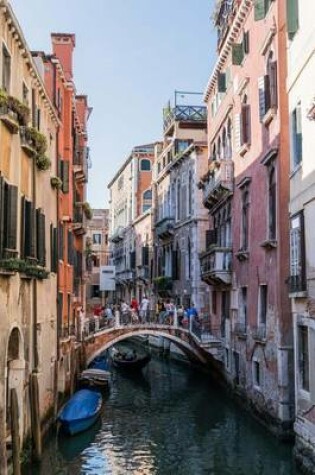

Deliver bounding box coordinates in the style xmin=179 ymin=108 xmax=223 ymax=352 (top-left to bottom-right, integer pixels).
xmin=83 ymin=310 xmax=223 ymax=348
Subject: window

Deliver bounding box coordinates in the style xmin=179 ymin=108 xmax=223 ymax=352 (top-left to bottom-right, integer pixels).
xmin=290 ymin=103 xmax=302 ymax=169
xmin=254 ymin=0 xmax=273 ymax=21
xmin=92 ymin=285 xmax=100 ymax=298
xmin=290 ymin=212 xmax=306 ymax=293
xmin=227 ymin=119 xmax=232 ymax=159
xmin=187 ymin=238 xmax=191 ymax=279
xmin=212 ymin=290 xmax=217 ymax=315
xmin=142 ymin=189 xmax=152 ymax=213
xmin=268 ymin=165 xmax=276 ymax=240
xmin=258 ymin=284 xmax=268 ymax=325
xmin=258 ymin=54 xmax=278 ymax=121
xmin=0 ymin=178 xmax=18 ymax=257
xmin=234 ymin=351 xmax=240 ymax=385
xmin=225 ymin=348 xmax=230 ymax=369
xmin=299 ymin=326 xmax=309 ymax=392
xmin=22 ymin=83 xmax=29 ymax=106
xmin=176 ymin=179 xmax=181 ymax=221
xmin=2 ymin=44 xmax=11 ymax=93
xmin=140 ymin=159 xmax=151 ymax=171
xmin=287 ymin=0 xmax=299 ymax=39
xmin=188 ymin=171 xmax=193 ymax=216
xmin=93 ymin=233 xmax=102 ymax=245
xmin=241 ymin=189 xmax=250 ymax=250
xmin=221 ymin=291 xmax=230 ymax=337
xmin=231 ymin=31 xmax=249 ymax=66
xmin=253 ymin=360 xmax=261 ymax=387
xmin=240 ymin=95 xmax=251 ymax=146
xmin=118 ymin=176 xmax=124 ymax=190
xmin=240 ymin=287 xmax=247 ymax=327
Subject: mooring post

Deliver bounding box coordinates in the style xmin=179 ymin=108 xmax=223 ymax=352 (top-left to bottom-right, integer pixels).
xmin=10 ymin=388 xmax=21 ymax=475
xmin=30 ymin=373 xmax=42 ymax=462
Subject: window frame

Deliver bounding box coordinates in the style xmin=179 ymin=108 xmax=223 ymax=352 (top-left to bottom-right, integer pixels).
xmin=140 ymin=159 xmax=151 ymax=172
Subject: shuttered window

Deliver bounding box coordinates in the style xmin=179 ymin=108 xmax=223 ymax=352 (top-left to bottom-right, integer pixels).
xmin=130 ymin=251 xmax=136 ymax=270
xmin=62 ymin=161 xmax=70 ymax=193
xmin=218 ymin=72 xmax=226 ymax=93
xmin=58 ymin=222 xmax=64 ymax=261
xmin=234 ymin=113 xmax=241 ymax=150
xmin=289 ymin=213 xmax=306 ymax=292
xmin=291 ymin=103 xmax=303 ymax=168
xmin=258 ymin=76 xmax=266 ymax=121
xmin=36 ymin=209 xmax=46 ymax=266
xmin=254 ymin=0 xmax=266 ymax=21
xmin=232 ymin=43 xmax=244 ymax=65
xmin=241 ymin=104 xmax=251 ymax=145
xmin=142 ymin=246 xmax=149 ymax=266
xmin=68 ymin=230 xmax=75 ymax=266
xmin=23 ymin=199 xmax=35 ymax=258
xmin=50 ymin=224 xmax=58 ymax=273
xmin=206 ymin=229 xmax=217 ymax=249
xmin=4 ymin=183 xmax=18 ymax=253
xmin=287 ymin=0 xmax=299 ymax=39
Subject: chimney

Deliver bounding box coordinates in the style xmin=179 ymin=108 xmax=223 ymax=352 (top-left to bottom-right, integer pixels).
xmin=51 ymin=33 xmax=76 ymax=81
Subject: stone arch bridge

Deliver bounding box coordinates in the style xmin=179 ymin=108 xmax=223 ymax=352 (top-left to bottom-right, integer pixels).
xmin=82 ymin=322 xmax=223 ymax=374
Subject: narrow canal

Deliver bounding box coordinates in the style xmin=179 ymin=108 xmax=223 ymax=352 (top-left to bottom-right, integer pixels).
xmin=24 ymin=347 xmax=299 ymax=475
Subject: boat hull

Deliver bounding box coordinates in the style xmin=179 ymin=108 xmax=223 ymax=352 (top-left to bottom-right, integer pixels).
xmin=61 ymin=413 xmax=100 ymax=436
xmin=112 ymin=354 xmax=151 ymax=371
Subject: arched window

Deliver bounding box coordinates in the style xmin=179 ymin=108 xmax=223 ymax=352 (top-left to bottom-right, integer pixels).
xmin=140 ymin=159 xmax=151 ymax=171
xmin=268 ymin=166 xmax=276 ymax=240
xmin=142 ymin=188 xmax=152 ymax=213
xmin=212 ymin=144 xmax=217 ymax=162
xmin=241 ymin=189 xmax=250 ymax=250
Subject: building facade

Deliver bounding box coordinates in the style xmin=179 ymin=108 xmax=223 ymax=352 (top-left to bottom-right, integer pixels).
xmin=85 ymin=208 xmax=109 ymax=312
xmin=153 ymin=92 xmax=209 ymax=311
xmin=0 ymin=2 xmax=59 ymax=471
xmin=33 ymin=33 xmax=92 ymax=397
xmin=285 ymin=0 xmax=315 ymax=471
xmin=108 ymin=144 xmax=154 ymax=303
xmin=201 ymin=0 xmax=293 ymax=435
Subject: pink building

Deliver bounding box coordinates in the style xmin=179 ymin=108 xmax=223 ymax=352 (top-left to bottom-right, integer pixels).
xmin=200 ymin=0 xmax=292 ymax=435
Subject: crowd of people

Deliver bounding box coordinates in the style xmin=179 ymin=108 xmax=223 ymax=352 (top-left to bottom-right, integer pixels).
xmin=78 ymin=298 xmax=201 ymax=338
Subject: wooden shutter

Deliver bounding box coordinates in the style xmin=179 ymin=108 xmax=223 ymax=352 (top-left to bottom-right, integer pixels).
xmin=243 ymin=31 xmax=250 ymax=55
xmin=6 ymin=184 xmax=18 ymax=251
xmin=58 ymin=222 xmax=64 ymax=261
xmin=234 ymin=113 xmax=241 ymax=150
xmin=58 ymin=159 xmax=63 ymax=180
xmin=53 ymin=227 xmax=58 ymax=272
xmin=258 ymin=76 xmax=266 ymax=121
xmin=218 ymin=73 xmax=226 ymax=93
xmin=254 ymin=0 xmax=266 ymax=21
xmin=232 ymin=43 xmax=244 ymax=65
xmin=36 ymin=209 xmax=46 ymax=266
xmin=206 ymin=230 xmax=217 ymax=249
xmin=20 ymin=197 xmax=25 ymax=258
xmin=62 ymin=161 xmax=70 ymax=193
xmin=295 ymin=104 xmax=303 ymax=164
xmin=24 ymin=200 xmax=32 ymax=257
xmin=270 ymin=61 xmax=278 ymax=108
xmin=142 ymin=246 xmax=149 ymax=266
xmin=242 ymin=105 xmax=251 ymax=145
xmin=0 ymin=177 xmax=5 ymax=257
xmin=287 ymin=0 xmax=299 ymax=38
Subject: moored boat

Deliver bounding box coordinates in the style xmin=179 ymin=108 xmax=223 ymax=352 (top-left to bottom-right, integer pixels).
xmin=58 ymin=389 xmax=102 ymax=436
xmin=78 ymin=368 xmax=111 ymax=390
xmin=112 ymin=350 xmax=151 ymax=371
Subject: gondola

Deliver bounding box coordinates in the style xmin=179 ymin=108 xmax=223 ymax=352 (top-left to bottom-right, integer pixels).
xmin=78 ymin=368 xmax=111 ymax=390
xmin=58 ymin=389 xmax=102 ymax=436
xmin=112 ymin=351 xmax=151 ymax=371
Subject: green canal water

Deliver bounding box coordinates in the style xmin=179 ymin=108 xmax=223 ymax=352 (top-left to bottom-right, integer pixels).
xmin=23 ymin=348 xmax=299 ymax=475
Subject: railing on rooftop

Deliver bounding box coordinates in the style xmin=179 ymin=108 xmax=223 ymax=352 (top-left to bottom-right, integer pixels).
xmin=163 ymin=105 xmax=207 ymax=131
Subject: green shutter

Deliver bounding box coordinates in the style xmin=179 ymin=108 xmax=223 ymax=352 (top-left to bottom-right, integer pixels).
xmin=218 ymin=73 xmax=227 ymax=93
xmin=7 ymin=184 xmax=18 ymax=251
xmin=254 ymin=0 xmax=266 ymax=21
xmin=0 ymin=177 xmax=5 ymax=257
xmin=36 ymin=209 xmax=46 ymax=266
xmin=287 ymin=0 xmax=299 ymax=38
xmin=20 ymin=197 xmax=25 ymax=258
xmin=53 ymin=227 xmax=58 ymax=272
xmin=232 ymin=43 xmax=244 ymax=65
xmin=62 ymin=161 xmax=70 ymax=193
xmin=243 ymin=31 xmax=250 ymax=54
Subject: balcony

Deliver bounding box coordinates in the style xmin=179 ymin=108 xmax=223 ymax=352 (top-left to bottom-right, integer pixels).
xmin=116 ymin=270 xmax=135 ymax=282
xmin=200 ymin=160 xmax=234 ymax=211
xmin=138 ymin=266 xmax=150 ymax=282
xmin=252 ymin=324 xmax=266 ymax=343
xmin=110 ymin=226 xmax=125 ymax=243
xmin=155 ymin=216 xmax=175 ymax=240
xmin=73 ymin=146 xmax=88 ymax=182
xmin=72 ymin=206 xmax=86 ymax=235
xmin=0 ymin=105 xmax=19 ymax=134
xmin=163 ymin=105 xmax=207 ymax=135
xmin=234 ymin=322 xmax=247 ymax=338
xmin=200 ymin=246 xmax=232 ymax=285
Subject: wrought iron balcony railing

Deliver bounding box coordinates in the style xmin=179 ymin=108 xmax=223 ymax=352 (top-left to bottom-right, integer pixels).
xmin=155 ymin=216 xmax=175 ymax=239
xmin=201 ymin=160 xmax=234 ymax=210
xmin=200 ymin=246 xmax=232 ymax=285
xmin=163 ymin=105 xmax=207 ymax=132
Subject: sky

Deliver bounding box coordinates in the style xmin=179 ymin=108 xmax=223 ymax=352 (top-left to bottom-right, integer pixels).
xmin=10 ymin=0 xmax=217 ymax=208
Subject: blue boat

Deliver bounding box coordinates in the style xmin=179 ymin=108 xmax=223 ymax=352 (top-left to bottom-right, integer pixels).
xmin=58 ymin=389 xmax=102 ymax=436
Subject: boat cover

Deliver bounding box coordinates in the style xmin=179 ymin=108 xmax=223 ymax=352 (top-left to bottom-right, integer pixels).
xmin=59 ymin=389 xmax=102 ymax=422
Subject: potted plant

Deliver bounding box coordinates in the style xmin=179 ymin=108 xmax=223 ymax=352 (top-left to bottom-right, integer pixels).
xmin=82 ymin=202 xmax=93 ymax=220
xmin=36 ymin=155 xmax=51 ymax=171
xmin=50 ymin=176 xmax=63 ymax=189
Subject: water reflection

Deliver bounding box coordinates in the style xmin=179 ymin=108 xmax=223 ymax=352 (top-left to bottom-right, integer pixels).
xmin=23 ymin=355 xmax=299 ymax=475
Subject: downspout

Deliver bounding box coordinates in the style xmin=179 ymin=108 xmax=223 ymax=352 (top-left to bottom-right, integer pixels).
xmin=32 ymin=139 xmax=38 ymax=371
